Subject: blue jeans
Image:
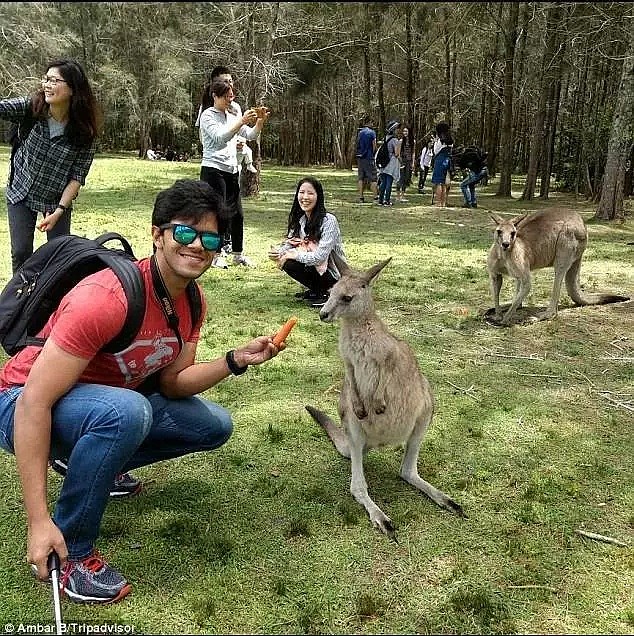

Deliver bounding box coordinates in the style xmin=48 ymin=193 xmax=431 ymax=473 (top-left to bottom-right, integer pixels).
xmin=0 ymin=383 xmax=233 ymax=558
xmin=460 ymin=169 xmax=486 ymax=206
xmin=378 ymin=173 xmax=394 ymax=204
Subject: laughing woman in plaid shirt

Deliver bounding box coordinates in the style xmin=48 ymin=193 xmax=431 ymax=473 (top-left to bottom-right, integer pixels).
xmin=0 ymin=58 xmax=101 ymax=273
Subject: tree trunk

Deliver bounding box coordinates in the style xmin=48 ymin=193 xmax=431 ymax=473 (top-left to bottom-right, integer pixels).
xmin=521 ymin=4 xmax=562 ymax=200
xmin=495 ymin=2 xmax=519 ymax=198
xmin=442 ymin=7 xmax=452 ymax=125
xmin=595 ymin=30 xmax=634 ymax=221
xmin=376 ymin=38 xmax=386 ymax=135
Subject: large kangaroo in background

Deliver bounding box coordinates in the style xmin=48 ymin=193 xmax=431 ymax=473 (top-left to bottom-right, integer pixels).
xmin=305 ymin=254 xmax=464 ymax=539
xmin=487 ymin=209 xmax=628 ymax=326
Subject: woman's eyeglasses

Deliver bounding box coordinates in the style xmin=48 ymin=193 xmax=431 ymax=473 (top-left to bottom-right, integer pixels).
xmin=41 ymin=76 xmax=67 ymax=86
xmin=160 ymin=223 xmax=222 ymax=252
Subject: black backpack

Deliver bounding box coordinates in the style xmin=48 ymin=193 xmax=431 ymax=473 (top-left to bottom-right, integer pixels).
xmin=6 ymin=99 xmax=36 ymax=187
xmin=0 ymin=232 xmax=202 ymax=357
xmin=375 ymin=137 xmax=391 ymax=169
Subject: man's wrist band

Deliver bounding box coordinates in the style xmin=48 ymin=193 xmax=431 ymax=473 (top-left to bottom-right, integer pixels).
xmin=56 ymin=204 xmax=68 ymax=213
xmin=226 ymin=349 xmax=248 ymax=375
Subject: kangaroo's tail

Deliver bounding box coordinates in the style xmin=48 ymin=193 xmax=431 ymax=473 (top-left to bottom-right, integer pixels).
xmin=305 ymin=405 xmax=350 ymax=459
xmin=565 ymin=259 xmax=630 ymax=306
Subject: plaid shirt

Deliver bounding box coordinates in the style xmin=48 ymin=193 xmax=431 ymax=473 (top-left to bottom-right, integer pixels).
xmin=0 ymin=97 xmax=95 ymax=215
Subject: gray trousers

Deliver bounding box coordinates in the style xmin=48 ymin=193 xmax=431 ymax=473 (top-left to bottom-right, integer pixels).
xmin=7 ymin=200 xmax=71 ymax=273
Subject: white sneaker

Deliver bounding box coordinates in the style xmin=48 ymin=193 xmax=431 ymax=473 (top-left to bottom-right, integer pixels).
xmin=212 ymin=255 xmax=229 ymax=269
xmin=233 ymin=254 xmax=254 ymax=267
xmin=247 ymin=164 xmax=258 ymax=174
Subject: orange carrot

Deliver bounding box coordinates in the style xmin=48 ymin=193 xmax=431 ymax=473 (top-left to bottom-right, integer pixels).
xmin=273 ymin=317 xmax=298 ymax=347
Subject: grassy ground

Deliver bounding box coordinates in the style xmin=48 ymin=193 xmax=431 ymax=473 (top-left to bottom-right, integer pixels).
xmin=0 ymin=150 xmax=632 ymax=634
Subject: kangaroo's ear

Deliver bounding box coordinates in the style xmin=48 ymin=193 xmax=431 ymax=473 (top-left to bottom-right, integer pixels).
xmin=510 ymin=213 xmax=528 ymax=227
xmin=490 ymin=214 xmax=505 ymax=225
xmin=364 ymin=257 xmax=392 ymax=284
xmin=331 ymin=250 xmax=350 ymax=277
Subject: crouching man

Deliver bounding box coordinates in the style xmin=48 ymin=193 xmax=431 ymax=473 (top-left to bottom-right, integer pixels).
xmin=0 ymin=179 xmax=281 ymax=604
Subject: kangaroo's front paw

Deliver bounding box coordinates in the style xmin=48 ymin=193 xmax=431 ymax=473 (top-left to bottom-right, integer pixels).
xmin=373 ymin=399 xmax=386 ymax=414
xmin=353 ymin=403 xmax=367 ymax=419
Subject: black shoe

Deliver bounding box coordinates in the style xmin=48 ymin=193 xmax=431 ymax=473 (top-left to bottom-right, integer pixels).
xmin=298 ymin=289 xmax=321 ymax=301
xmin=310 ymin=294 xmax=329 ymax=308
xmin=50 ymin=459 xmax=142 ymax=498
xmin=472 ymin=203 xmax=478 ymax=208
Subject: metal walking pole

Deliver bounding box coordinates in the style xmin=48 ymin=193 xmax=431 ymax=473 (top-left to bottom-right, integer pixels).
xmin=47 ymin=551 xmax=63 ymax=636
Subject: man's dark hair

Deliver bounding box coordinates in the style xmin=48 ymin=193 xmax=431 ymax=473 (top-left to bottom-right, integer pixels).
xmin=152 ymin=179 xmax=232 ymax=228
xmin=210 ymin=65 xmax=232 ymax=80
xmin=435 ymin=121 xmax=450 ymax=136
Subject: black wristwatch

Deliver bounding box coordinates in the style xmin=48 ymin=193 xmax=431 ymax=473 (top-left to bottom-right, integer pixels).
xmin=225 ymin=349 xmax=248 ymax=375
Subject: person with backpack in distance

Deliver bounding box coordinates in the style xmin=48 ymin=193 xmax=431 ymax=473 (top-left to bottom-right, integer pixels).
xmin=457 ymin=146 xmax=488 ymax=208
xmin=0 ymin=179 xmax=282 ymax=605
xmin=355 ymin=114 xmax=377 ymax=203
xmin=375 ymin=120 xmax=401 ymax=207
xmin=0 ymin=58 xmax=101 ymax=273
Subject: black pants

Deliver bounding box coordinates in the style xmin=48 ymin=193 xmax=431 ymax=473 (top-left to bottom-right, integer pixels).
xmin=7 ymin=200 xmax=72 ymax=273
xmin=199 ymin=166 xmax=244 ymax=253
xmin=282 ymin=259 xmax=337 ymax=294
xmin=418 ymin=166 xmax=430 ymax=191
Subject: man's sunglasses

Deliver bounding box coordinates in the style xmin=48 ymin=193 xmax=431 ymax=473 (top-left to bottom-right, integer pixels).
xmin=160 ymin=223 xmax=222 ymax=251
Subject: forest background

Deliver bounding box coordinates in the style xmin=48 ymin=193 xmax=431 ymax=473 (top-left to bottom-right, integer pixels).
xmin=0 ymin=1 xmax=633 ymax=220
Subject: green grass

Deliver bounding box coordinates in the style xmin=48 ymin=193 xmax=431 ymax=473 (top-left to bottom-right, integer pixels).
xmin=0 ymin=149 xmax=632 ymax=633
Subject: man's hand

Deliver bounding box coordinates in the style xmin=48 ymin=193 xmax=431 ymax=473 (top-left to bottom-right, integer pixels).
xmin=233 ymin=336 xmax=279 ymax=368
xmin=28 ymin=518 xmax=68 ymax=580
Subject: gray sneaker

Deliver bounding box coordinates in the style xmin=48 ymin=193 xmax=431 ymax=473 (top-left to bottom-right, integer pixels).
xmin=50 ymin=459 xmax=142 ymax=498
xmin=60 ymin=550 xmax=131 ymax=604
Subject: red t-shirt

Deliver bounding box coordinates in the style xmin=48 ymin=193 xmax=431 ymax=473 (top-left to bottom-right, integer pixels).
xmin=0 ymin=258 xmax=206 ymax=390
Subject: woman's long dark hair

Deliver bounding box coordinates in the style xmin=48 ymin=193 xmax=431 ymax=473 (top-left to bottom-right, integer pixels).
xmin=287 ymin=177 xmax=328 ymax=241
xmin=31 ymin=58 xmax=101 ymax=148
xmin=401 ymin=124 xmax=414 ymax=154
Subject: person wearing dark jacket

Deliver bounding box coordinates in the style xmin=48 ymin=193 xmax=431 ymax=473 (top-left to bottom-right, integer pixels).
xmin=458 ymin=147 xmax=488 ymax=208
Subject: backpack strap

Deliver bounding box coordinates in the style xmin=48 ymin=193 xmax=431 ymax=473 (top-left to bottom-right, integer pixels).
xmin=100 ymin=257 xmax=145 ymax=353
xmin=186 ymin=281 xmax=202 ymax=327
xmin=95 ymin=232 xmax=135 ymax=256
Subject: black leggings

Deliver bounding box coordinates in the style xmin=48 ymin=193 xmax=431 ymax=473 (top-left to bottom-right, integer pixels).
xmin=282 ymin=259 xmax=337 ymax=294
xmin=199 ymin=166 xmax=244 ymax=253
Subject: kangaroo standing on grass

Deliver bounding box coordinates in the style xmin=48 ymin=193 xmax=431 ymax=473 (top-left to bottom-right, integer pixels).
xmin=305 ymin=254 xmax=464 ymax=539
xmin=487 ymin=209 xmax=627 ymax=326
